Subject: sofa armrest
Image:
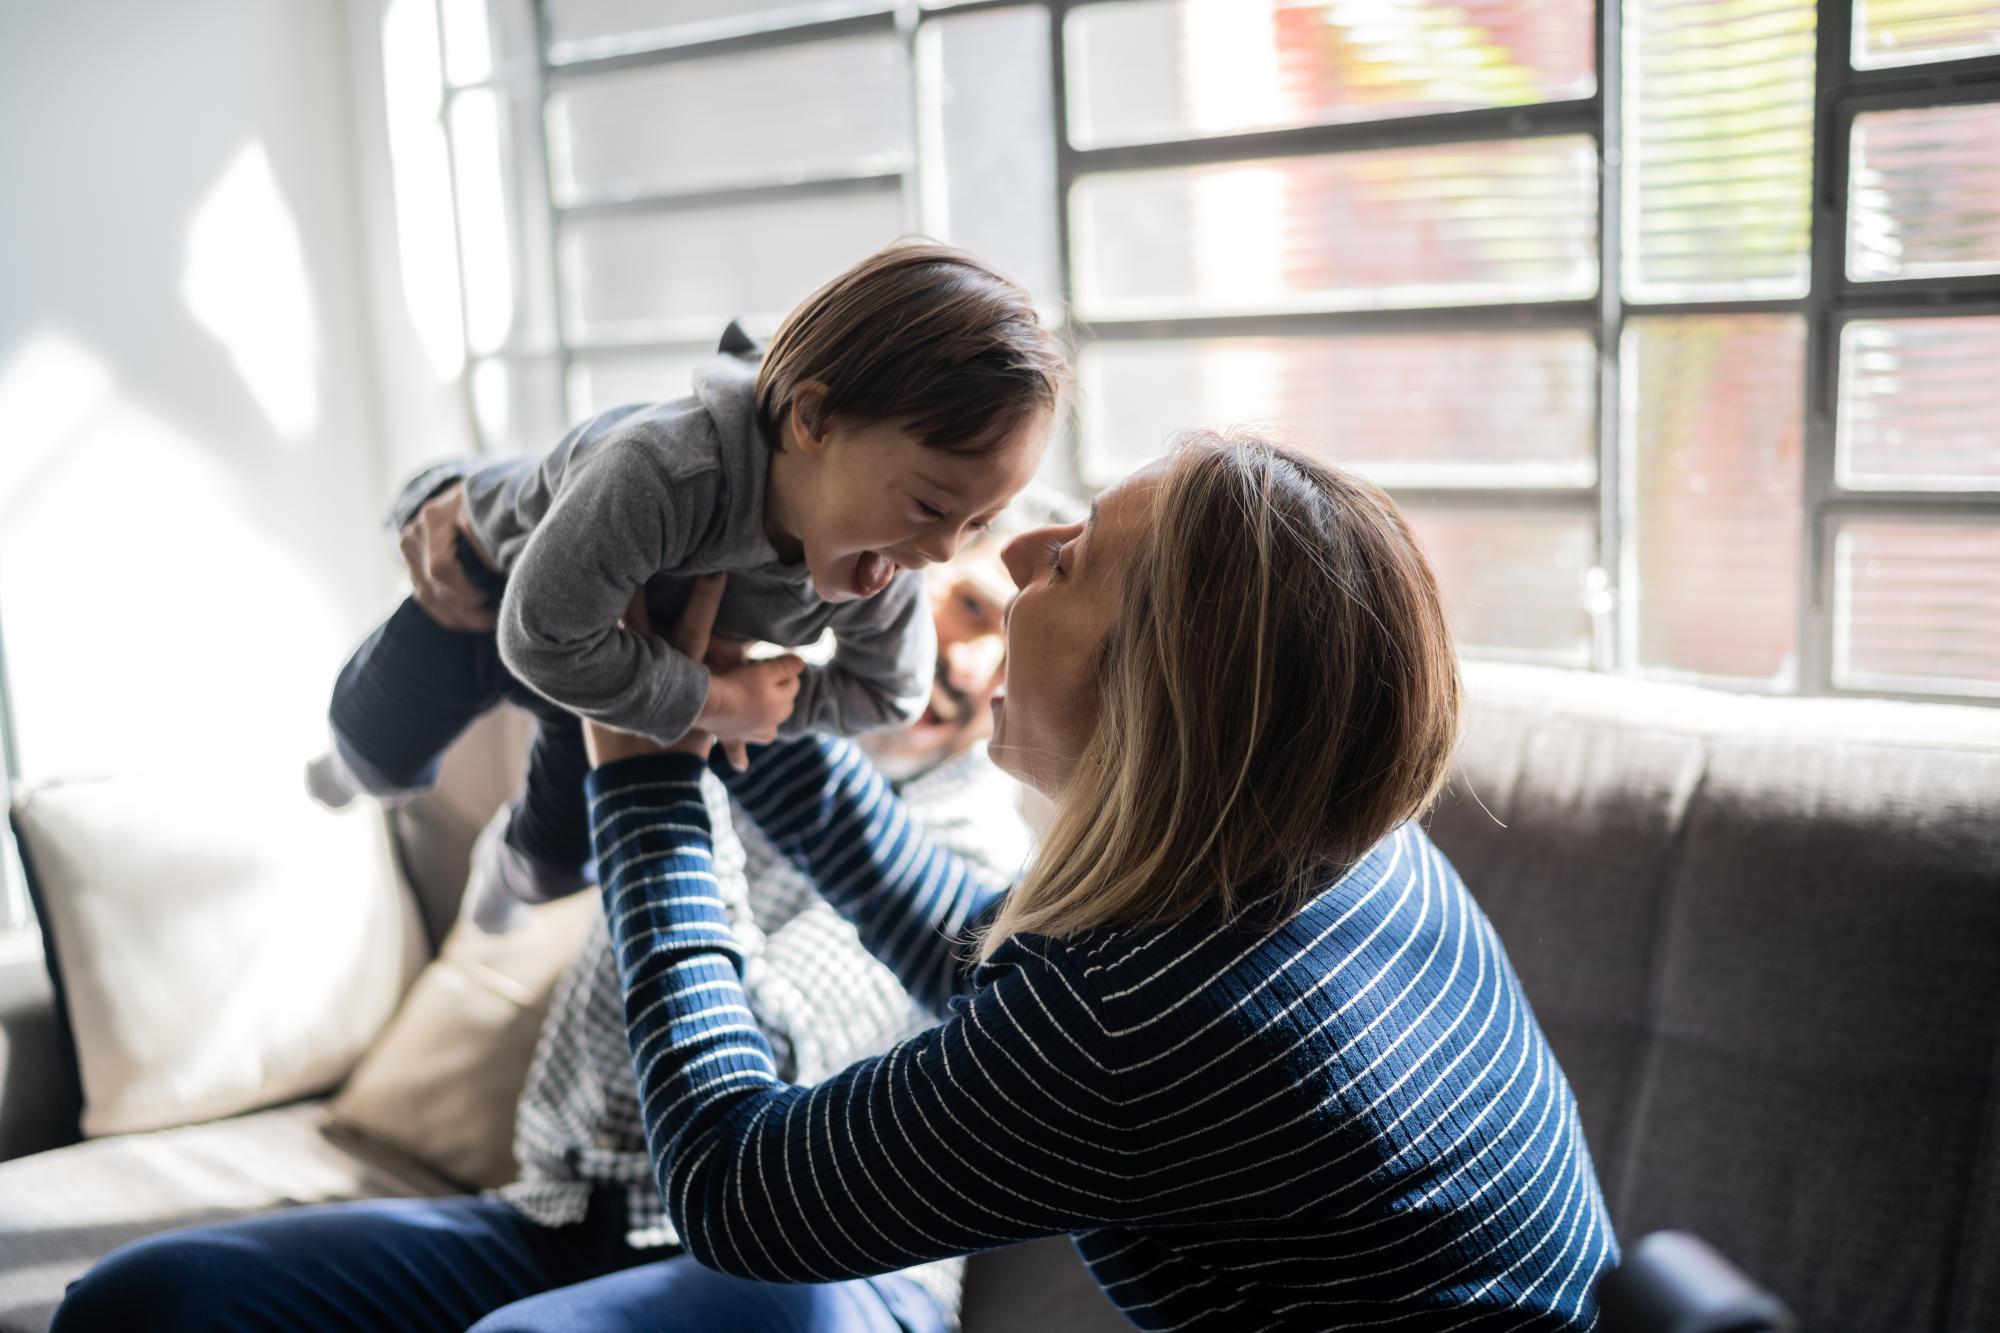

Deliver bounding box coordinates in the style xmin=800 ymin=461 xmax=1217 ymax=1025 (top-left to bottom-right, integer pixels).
xmin=0 ymin=938 xmax=81 ymax=1161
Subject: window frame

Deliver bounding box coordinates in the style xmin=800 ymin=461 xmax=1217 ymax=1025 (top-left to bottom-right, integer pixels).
xmin=434 ymin=0 xmax=2000 ymax=705
xmin=1805 ymin=13 xmax=2000 ymax=703
xmin=0 ymin=606 xmax=24 ymax=933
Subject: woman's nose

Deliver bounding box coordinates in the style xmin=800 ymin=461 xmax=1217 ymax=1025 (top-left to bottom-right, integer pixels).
xmin=1000 ymin=531 xmax=1040 ymax=590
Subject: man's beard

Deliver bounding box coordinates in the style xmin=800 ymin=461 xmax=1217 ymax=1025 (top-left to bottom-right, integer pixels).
xmin=863 ymin=653 xmax=984 ymax=782
xmin=925 ymin=653 xmax=973 ymax=727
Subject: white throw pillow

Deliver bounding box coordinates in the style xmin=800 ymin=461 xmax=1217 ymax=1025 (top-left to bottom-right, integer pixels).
xmin=11 ymin=776 xmax=426 ymax=1137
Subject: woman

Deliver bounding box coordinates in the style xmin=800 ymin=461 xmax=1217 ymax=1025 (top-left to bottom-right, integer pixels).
xmin=582 ymin=432 xmax=1616 ymax=1331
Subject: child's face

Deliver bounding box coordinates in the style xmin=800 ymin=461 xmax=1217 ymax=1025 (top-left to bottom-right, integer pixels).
xmin=790 ymin=411 xmax=1049 ymax=604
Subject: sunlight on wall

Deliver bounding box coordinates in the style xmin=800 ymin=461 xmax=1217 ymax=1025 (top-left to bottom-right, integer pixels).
xmin=0 ymin=390 xmax=345 ymax=786
xmin=382 ymin=0 xmax=467 ymax=380
xmin=438 ymin=0 xmax=495 ymax=85
xmin=470 ymin=357 xmax=514 ymax=443
xmin=180 ymin=143 xmax=322 ymax=440
xmin=450 ymin=88 xmax=517 ymax=354
xmin=0 ymin=334 xmax=113 ymax=527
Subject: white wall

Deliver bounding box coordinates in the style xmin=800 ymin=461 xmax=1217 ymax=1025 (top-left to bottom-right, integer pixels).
xmin=0 ymin=0 xmax=470 ymax=788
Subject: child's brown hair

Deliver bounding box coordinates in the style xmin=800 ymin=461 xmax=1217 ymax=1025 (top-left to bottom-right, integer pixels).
xmin=754 ymin=240 xmax=1072 ymax=456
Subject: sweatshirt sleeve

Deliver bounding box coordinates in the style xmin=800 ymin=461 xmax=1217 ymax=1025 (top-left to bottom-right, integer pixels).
xmin=719 ymin=736 xmax=1006 ymax=1014
xmin=496 ymin=442 xmax=717 ymax=741
xmin=462 ymin=404 xmax=656 ymax=571
xmin=781 ymin=570 xmax=936 ymax=739
xmin=589 ymin=753 xmax=1132 ymax=1282
xmin=385 ymin=460 xmax=474 ymax=533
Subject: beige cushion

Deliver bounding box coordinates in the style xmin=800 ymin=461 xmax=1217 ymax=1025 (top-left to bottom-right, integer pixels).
xmin=0 ymin=1100 xmax=456 ymax=1333
xmin=390 ymin=706 xmax=536 ymax=945
xmin=11 ymin=779 xmax=425 ymax=1139
xmin=327 ymin=893 xmax=599 ymax=1190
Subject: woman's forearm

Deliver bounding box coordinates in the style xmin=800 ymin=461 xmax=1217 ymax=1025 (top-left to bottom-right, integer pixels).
xmin=718 ymin=736 xmax=1006 ymax=1014
xmin=590 ymin=752 xmax=1126 ymax=1282
xmin=589 ymin=756 xmax=781 ymax=1155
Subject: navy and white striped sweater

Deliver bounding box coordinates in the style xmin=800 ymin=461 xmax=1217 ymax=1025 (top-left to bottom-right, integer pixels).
xmin=590 ymin=737 xmax=1616 ymax=1331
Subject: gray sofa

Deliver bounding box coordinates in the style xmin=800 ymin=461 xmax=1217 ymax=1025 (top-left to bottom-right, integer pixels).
xmin=2 ymin=662 xmax=1997 ymax=1332
xmin=1425 ymin=665 xmax=2000 ymax=1332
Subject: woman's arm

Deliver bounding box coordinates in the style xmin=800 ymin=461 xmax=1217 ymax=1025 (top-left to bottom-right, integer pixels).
xmin=582 ymin=562 xmax=1004 ymax=1013
xmin=592 ymin=753 xmax=1129 ymax=1281
xmin=717 ymin=735 xmax=1007 ymax=1014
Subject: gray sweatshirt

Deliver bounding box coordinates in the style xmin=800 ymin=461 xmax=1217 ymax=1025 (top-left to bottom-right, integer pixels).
xmin=390 ymin=323 xmax=934 ymax=744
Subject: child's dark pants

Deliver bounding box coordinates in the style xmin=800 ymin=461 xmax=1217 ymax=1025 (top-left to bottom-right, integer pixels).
xmin=327 ymin=536 xmax=591 ymax=874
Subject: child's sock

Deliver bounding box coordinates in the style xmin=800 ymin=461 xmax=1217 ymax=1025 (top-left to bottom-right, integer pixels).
xmin=463 ymin=806 xmax=592 ymax=934
xmin=305 ymin=735 xmax=427 ymax=811
xmin=304 ymin=750 xmax=364 ymax=810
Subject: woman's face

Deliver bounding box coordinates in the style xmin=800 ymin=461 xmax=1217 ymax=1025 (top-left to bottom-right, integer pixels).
xmin=988 ymin=464 xmax=1163 ymax=794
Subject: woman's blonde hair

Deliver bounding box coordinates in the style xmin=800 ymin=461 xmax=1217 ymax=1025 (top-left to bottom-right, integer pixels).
xmin=978 ymin=431 xmax=1463 ymax=960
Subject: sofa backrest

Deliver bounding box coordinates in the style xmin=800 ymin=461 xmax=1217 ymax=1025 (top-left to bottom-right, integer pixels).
xmin=1427 ymin=663 xmax=2000 ymax=1333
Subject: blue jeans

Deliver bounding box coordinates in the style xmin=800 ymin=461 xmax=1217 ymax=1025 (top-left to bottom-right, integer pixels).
xmin=50 ymin=1192 xmax=946 ymax=1333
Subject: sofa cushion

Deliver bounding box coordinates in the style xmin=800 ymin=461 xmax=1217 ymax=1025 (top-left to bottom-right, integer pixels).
xmin=9 ymin=777 xmax=426 ymax=1138
xmin=327 ymin=892 xmax=599 ymax=1191
xmin=390 ymin=707 xmax=536 ymax=950
xmin=1428 ymin=663 xmax=2000 ymax=1333
xmin=959 ymin=1237 xmax=1133 ymax=1333
xmin=0 ymin=1100 xmax=455 ymax=1333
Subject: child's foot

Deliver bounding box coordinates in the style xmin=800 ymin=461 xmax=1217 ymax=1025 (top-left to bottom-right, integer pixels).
xmin=306 ymin=741 xmax=426 ymax=811
xmin=463 ymin=807 xmax=591 ymax=934
xmin=305 ymin=751 xmax=363 ymax=810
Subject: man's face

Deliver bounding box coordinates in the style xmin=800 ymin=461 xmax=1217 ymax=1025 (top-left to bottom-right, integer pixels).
xmin=860 ymin=538 xmax=1015 ymax=779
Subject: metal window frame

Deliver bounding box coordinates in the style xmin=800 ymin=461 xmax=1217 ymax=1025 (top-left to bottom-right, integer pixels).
xmin=1594 ymin=0 xmax=1628 ymax=676
xmin=1053 ymin=0 xmax=1619 ymax=671
xmin=0 ymin=600 xmax=24 ymax=933
xmin=533 ymin=4 xmax=918 ymax=428
xmin=1807 ymin=7 xmax=2000 ymax=703
xmin=430 ymin=0 xmax=1999 ymax=705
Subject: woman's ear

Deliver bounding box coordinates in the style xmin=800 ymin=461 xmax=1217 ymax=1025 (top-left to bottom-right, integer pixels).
xmin=788 ymin=382 xmax=834 ymax=454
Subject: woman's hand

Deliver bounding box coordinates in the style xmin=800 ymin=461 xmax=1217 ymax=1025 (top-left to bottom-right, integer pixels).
xmin=696 ymin=656 xmax=805 ymax=770
xmin=582 ymin=579 xmax=721 ymax=767
xmin=399 ymin=482 xmax=498 ymax=632
xmin=582 ymin=574 xmax=801 ymax=771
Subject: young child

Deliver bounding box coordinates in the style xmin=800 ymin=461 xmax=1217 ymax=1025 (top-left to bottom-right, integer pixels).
xmin=309 ymin=241 xmax=1069 ymax=932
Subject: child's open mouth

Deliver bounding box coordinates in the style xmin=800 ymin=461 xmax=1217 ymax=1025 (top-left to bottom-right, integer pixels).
xmin=853 ymin=549 xmax=894 ymax=597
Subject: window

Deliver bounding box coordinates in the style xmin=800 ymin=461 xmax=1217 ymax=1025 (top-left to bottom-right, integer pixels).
xmin=0 ymin=620 xmax=22 ymax=934
xmin=426 ymin=0 xmax=2000 ymax=703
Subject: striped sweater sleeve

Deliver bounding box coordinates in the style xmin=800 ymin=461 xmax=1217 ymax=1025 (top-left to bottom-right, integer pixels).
xmin=713 ymin=736 xmax=1009 ymax=1014
xmin=589 ymin=751 xmax=1131 ymax=1282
